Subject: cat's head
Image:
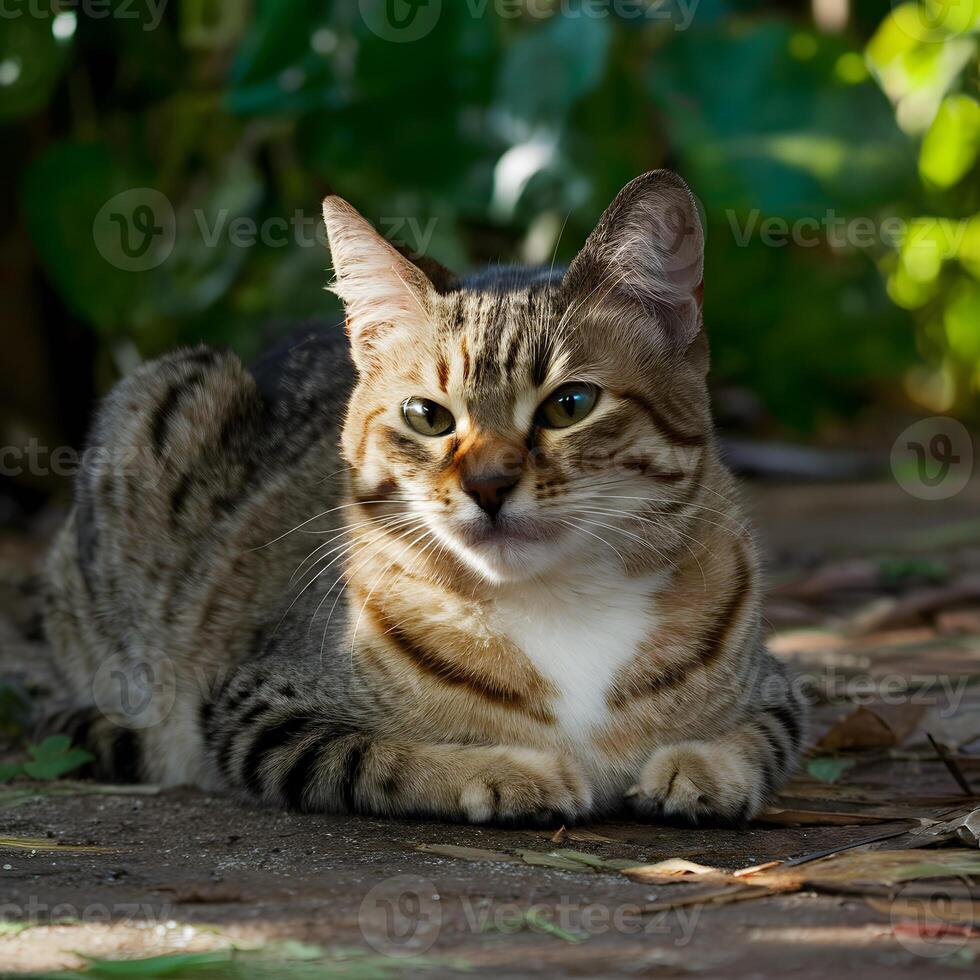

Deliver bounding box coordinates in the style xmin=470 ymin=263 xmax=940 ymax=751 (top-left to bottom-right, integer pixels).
xmin=322 ymin=172 xmax=711 ymax=584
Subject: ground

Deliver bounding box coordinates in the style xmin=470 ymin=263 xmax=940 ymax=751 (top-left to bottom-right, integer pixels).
xmin=1 ymin=479 xmax=979 ymax=978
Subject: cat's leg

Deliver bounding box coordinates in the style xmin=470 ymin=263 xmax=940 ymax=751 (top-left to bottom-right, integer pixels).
xmin=625 ymin=659 xmax=808 ymax=825
xmin=202 ymin=666 xmax=592 ymax=824
xmin=42 ymin=346 xmax=274 ymax=787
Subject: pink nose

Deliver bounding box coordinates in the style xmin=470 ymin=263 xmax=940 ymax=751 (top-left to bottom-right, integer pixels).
xmin=461 ymin=472 xmax=518 ymax=518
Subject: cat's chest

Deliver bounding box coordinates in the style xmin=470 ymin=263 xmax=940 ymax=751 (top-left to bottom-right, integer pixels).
xmin=487 ymin=573 xmax=666 ymax=743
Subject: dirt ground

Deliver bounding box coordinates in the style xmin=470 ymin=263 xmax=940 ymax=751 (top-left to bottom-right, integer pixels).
xmin=1 ymin=479 xmax=979 ymax=978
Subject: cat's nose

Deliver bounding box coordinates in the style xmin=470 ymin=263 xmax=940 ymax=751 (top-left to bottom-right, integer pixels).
xmin=461 ymin=472 xmax=518 ymax=519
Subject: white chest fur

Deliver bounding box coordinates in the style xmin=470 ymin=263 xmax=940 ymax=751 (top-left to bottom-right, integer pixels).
xmin=489 ymin=569 xmax=666 ymax=742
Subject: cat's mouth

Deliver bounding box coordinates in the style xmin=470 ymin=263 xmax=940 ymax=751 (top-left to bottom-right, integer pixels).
xmin=457 ymin=516 xmax=552 ymax=549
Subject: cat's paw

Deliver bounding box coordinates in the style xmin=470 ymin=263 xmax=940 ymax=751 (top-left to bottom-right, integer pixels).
xmin=458 ymin=747 xmax=591 ymax=825
xmin=625 ymin=741 xmax=762 ymax=825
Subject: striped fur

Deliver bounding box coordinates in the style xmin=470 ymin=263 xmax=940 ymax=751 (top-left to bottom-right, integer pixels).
xmin=42 ymin=172 xmax=807 ymax=824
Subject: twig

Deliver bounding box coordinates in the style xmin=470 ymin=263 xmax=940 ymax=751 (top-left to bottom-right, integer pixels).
xmin=927 ymin=733 xmax=974 ymax=796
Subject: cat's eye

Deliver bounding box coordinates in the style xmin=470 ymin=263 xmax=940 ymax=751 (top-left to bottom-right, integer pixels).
xmin=536 ymin=383 xmax=599 ymax=429
xmin=401 ymin=397 xmax=456 ymax=437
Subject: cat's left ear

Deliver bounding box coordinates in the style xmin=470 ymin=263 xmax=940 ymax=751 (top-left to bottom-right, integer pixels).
xmin=564 ymin=170 xmax=704 ymax=351
xmin=321 ymin=196 xmax=451 ymax=370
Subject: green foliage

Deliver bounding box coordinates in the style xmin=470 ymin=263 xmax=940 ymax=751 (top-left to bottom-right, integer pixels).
xmin=867 ymin=2 xmax=980 ymax=413
xmin=8 ymin=0 xmax=980 ymax=428
xmin=1 ymin=735 xmax=94 ymax=783
xmin=39 ymin=943 xmax=471 ymax=979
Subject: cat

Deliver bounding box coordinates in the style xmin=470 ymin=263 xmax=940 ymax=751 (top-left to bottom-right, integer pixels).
xmin=42 ymin=170 xmax=807 ymax=825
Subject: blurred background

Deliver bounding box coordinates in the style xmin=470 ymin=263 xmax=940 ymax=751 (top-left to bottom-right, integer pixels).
xmin=1 ymin=0 xmax=978 ymax=526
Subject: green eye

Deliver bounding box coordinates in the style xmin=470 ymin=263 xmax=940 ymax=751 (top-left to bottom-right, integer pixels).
xmin=537 ymin=383 xmax=599 ymax=429
xmin=401 ymin=397 xmax=455 ymax=437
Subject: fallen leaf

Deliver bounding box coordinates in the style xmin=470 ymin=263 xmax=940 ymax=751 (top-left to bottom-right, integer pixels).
xmin=927 ymin=734 xmax=975 ymax=795
xmin=551 ymin=849 xmax=643 ymax=871
xmin=818 ymin=703 xmax=926 ymax=750
xmin=519 ymin=850 xmax=587 ymax=871
xmin=0 ymin=835 xmax=110 ymax=852
xmin=622 ymin=858 xmax=723 ymax=883
xmin=849 ymin=575 xmax=980 ymax=635
xmin=761 ymin=849 xmax=980 ymax=891
xmin=416 ymin=844 xmax=518 ymax=863
xmin=807 ymin=756 xmax=858 ymax=783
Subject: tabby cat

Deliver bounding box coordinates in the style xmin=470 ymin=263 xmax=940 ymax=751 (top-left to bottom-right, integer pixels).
xmin=43 ymin=171 xmax=807 ymax=825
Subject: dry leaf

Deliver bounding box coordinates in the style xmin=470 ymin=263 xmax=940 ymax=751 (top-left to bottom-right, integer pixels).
xmin=0 ymin=835 xmax=110 ymax=852
xmin=818 ymin=703 xmax=926 ymax=750
xmin=758 ymin=849 xmax=980 ymax=891
xmin=416 ymin=844 xmax=518 ymax=863
xmin=623 ymin=858 xmax=723 ymax=883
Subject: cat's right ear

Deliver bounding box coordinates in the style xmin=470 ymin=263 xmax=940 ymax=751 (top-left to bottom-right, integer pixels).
xmin=321 ymin=197 xmax=444 ymax=371
xmin=563 ymin=171 xmax=704 ymax=354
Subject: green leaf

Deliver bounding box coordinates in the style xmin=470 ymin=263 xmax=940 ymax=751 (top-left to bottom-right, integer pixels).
xmin=78 ymin=950 xmax=232 ymax=977
xmin=417 ymin=844 xmax=518 ymax=862
xmin=807 ymin=757 xmax=858 ymax=783
xmin=497 ymin=14 xmax=611 ymax=123
xmin=22 ymin=736 xmax=95 ymax=781
xmin=920 ymin=94 xmax=980 ymax=188
xmin=0 ymin=9 xmax=70 ymax=120
xmin=0 ymin=763 xmax=22 ymax=784
xmin=519 ymin=850 xmax=587 ymax=871
xmin=523 ymin=908 xmax=589 ymax=944
xmin=20 ymin=142 xmax=149 ymax=332
xmin=31 ymin=735 xmax=72 ymax=759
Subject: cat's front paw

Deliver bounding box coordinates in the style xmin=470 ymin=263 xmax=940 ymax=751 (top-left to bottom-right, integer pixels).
xmin=458 ymin=747 xmax=591 ymax=825
xmin=625 ymin=741 xmax=762 ymax=825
